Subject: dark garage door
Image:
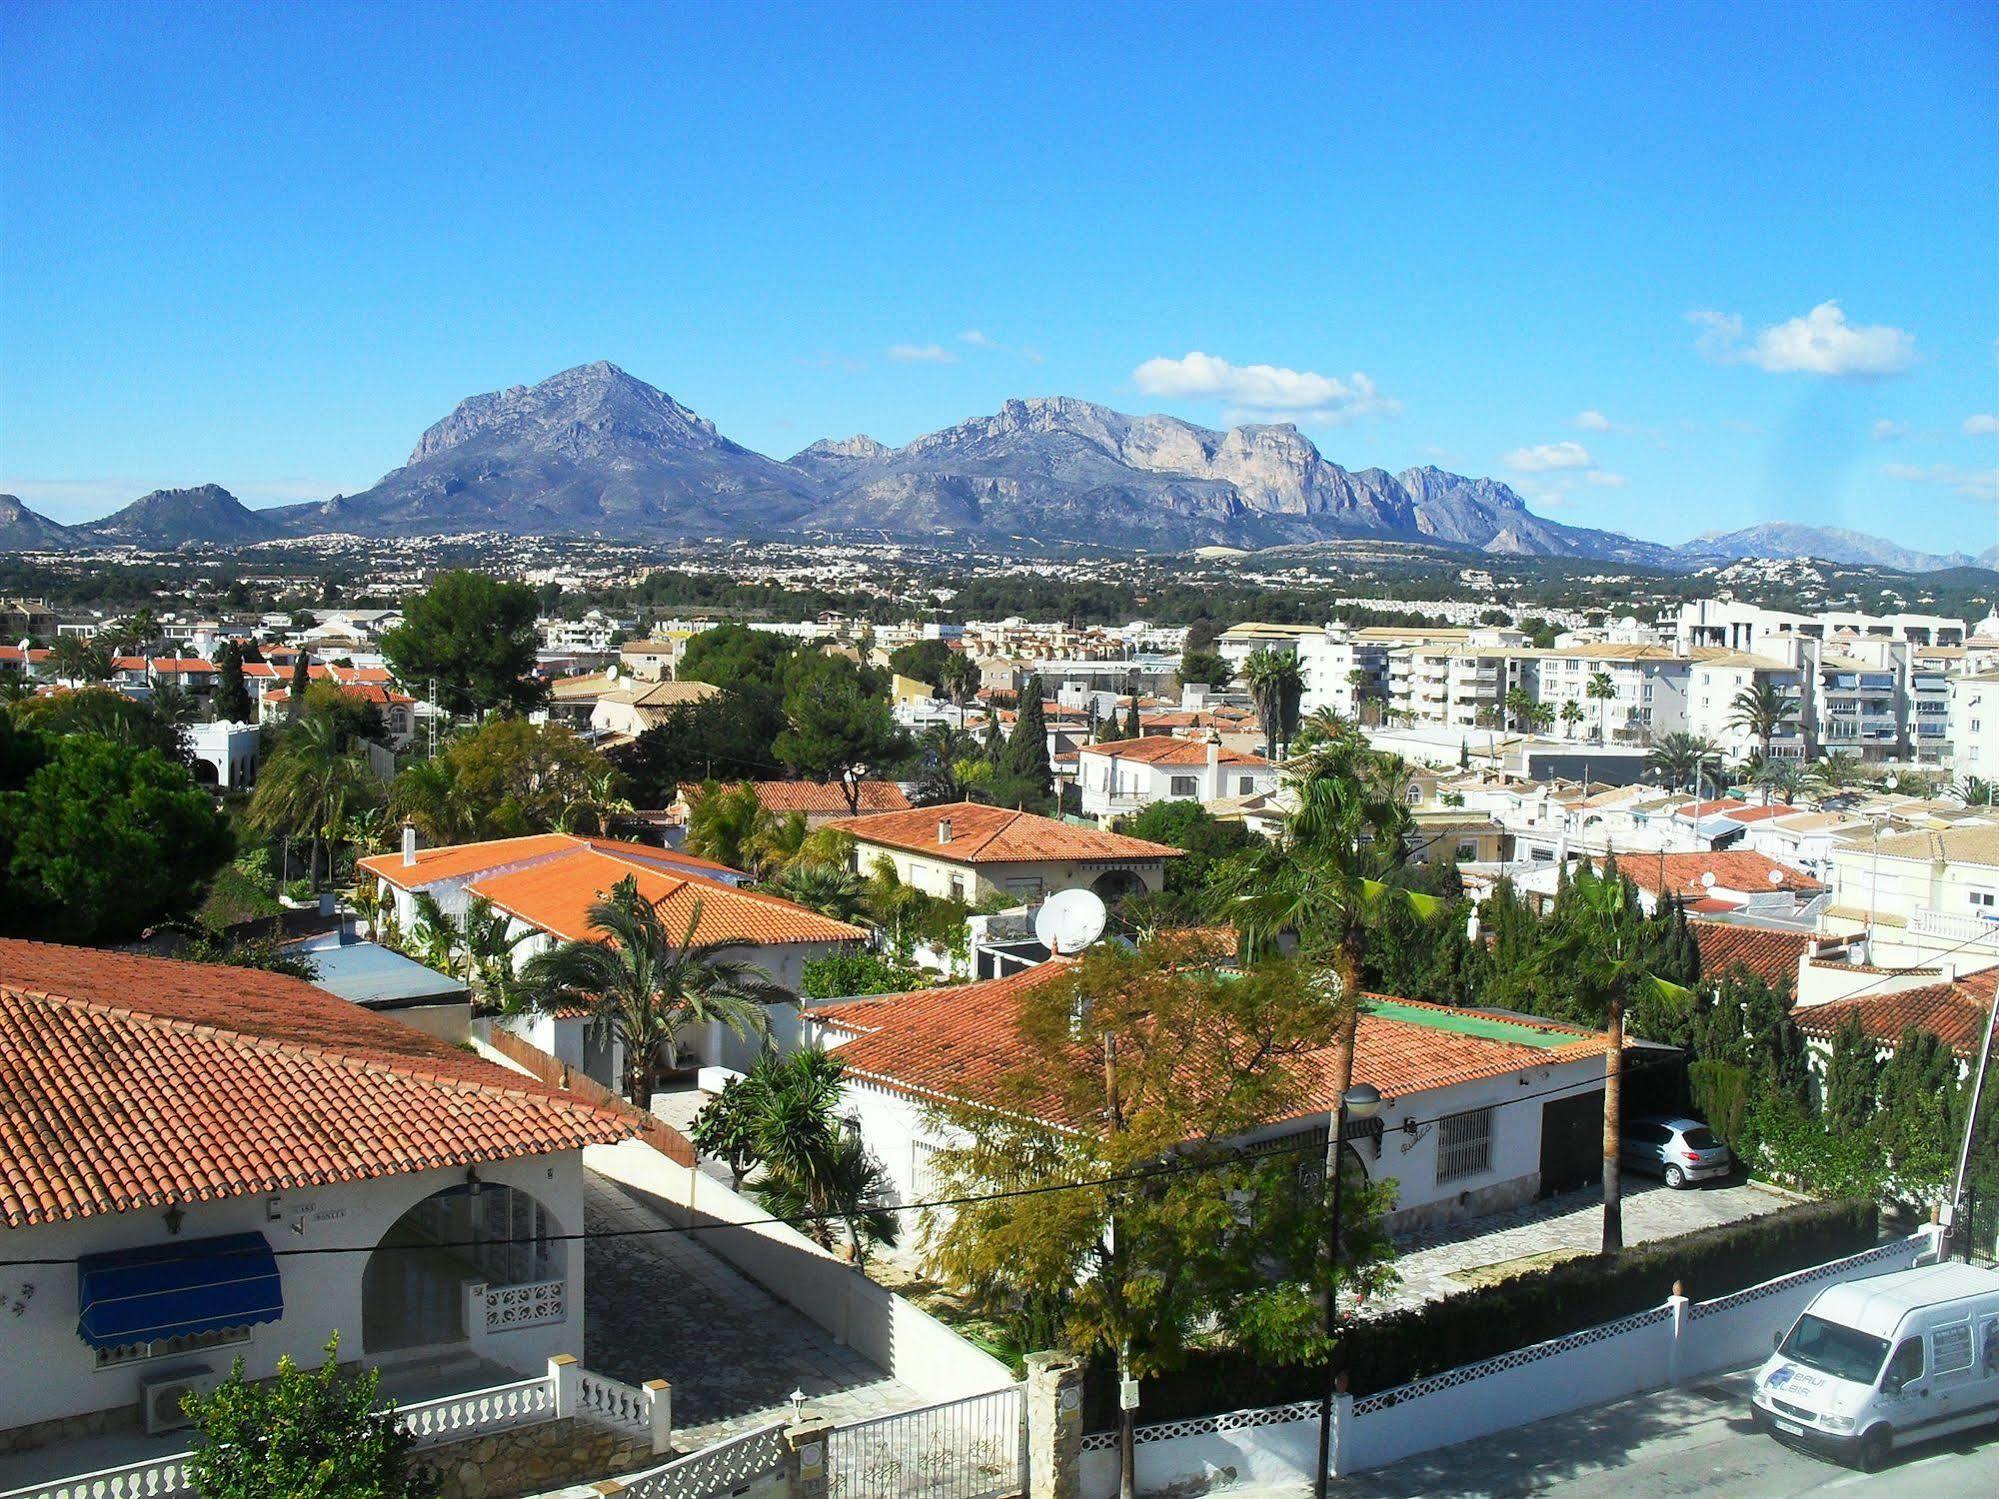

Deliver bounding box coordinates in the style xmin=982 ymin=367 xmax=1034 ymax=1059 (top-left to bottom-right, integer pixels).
xmin=1539 ymin=1091 xmax=1602 ymax=1197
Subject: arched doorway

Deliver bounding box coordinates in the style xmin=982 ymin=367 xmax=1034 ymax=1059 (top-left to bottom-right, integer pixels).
xmin=189 ymin=757 xmax=220 ymax=787
xmin=1088 ymin=868 xmax=1148 ymax=902
xmin=362 ymin=1182 xmax=565 ymax=1355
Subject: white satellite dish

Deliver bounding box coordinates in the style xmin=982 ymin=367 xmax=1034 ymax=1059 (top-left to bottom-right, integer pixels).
xmin=605 ymin=664 xmax=620 ymax=681
xmin=1036 ymin=888 xmax=1108 ymax=956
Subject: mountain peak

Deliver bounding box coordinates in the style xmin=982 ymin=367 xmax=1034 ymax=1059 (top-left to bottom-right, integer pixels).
xmin=406 ymin=360 xmax=721 ymax=466
xmin=85 ymin=484 xmax=276 ymax=546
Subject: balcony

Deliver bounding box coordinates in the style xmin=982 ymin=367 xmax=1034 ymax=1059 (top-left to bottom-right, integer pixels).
xmin=1908 ymin=907 xmax=1999 ymax=950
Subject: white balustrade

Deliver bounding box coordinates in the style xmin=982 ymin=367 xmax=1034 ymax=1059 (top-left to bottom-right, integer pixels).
xmin=399 ymin=1375 xmax=557 ymax=1449
xmin=477 ymin=1276 xmax=568 ymax=1332
xmin=1908 ymin=906 xmax=1999 ymax=948
xmin=0 ymin=1454 xmax=193 ymax=1499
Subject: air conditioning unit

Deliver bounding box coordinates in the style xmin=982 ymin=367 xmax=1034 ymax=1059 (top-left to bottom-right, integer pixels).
xmin=141 ymin=1366 xmax=221 ymax=1435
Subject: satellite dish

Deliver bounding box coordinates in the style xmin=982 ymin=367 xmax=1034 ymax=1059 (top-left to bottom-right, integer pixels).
xmin=605 ymin=664 xmax=620 ymax=681
xmin=1036 ymin=888 xmax=1108 ymax=956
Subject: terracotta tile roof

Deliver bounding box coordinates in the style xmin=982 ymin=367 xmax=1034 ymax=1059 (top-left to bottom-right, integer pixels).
xmin=265 ymin=681 xmax=416 ymax=707
xmin=813 ymin=961 xmax=1607 ymax=1127
xmin=0 ymin=646 xmax=51 ymax=664
xmin=1691 ymin=920 xmax=1810 ymax=990
xmin=679 ymin=780 xmax=913 ymax=816
xmin=1080 ymin=737 xmax=1272 ymax=769
xmin=467 ymin=848 xmax=866 ymax=948
xmin=1792 ymin=969 xmax=1996 ymax=1057
xmin=360 ymin=832 xmax=741 ymax=890
xmin=1673 ymin=799 xmax=1750 ymax=818
xmin=1719 ymin=805 xmax=1797 ymax=825
xmin=1606 ymin=850 xmax=1823 ymax=897
xmin=0 ymin=938 xmax=634 ymax=1227
xmin=828 ymin=802 xmax=1182 ymax=865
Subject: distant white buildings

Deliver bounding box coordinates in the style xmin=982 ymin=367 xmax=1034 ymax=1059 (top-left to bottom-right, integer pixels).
xmin=1075 ymin=736 xmax=1277 ymax=821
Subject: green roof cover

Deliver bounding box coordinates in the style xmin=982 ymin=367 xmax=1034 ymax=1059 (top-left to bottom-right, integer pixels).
xmin=1361 ymin=997 xmax=1579 ymax=1050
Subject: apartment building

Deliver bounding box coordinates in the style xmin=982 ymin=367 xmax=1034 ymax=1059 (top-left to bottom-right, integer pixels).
xmin=1296 ymin=624 xmax=1470 ymax=720
xmin=1672 ymin=600 xmax=1967 ymax=652
xmin=1950 ymin=673 xmax=1999 ymax=780
xmin=1527 ymin=644 xmax=1690 ymax=746
xmin=1386 ymin=633 xmax=1530 ymax=731
xmin=1684 ymin=650 xmax=1810 ymax=762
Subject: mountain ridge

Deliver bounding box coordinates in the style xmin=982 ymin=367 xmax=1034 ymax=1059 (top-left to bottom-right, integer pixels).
xmin=9 ymin=363 xmax=1982 ymax=572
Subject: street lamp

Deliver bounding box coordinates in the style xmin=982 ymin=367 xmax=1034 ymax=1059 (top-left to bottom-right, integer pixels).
xmin=1314 ymin=1079 xmax=1383 ymax=1498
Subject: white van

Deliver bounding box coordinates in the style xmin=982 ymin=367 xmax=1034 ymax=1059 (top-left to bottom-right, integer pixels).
xmin=1751 ymin=1261 xmax=1999 ymax=1470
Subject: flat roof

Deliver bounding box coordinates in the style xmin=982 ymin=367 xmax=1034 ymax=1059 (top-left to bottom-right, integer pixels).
xmin=1362 ymin=996 xmax=1583 ymax=1051
xmin=303 ymin=939 xmax=470 ymax=1007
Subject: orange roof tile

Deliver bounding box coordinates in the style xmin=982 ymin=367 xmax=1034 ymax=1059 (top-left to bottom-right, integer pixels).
xmin=828 ymin=801 xmax=1182 ymax=865
xmin=815 ymin=962 xmax=1607 ymax=1127
xmin=679 ymin=780 xmax=913 ymax=816
xmin=360 ymin=832 xmax=743 ymax=890
xmin=1606 ymin=850 xmax=1823 ymax=897
xmin=1792 ymin=969 xmax=1995 ymax=1057
xmin=1080 ymin=737 xmax=1272 ymax=768
xmin=467 ymin=848 xmax=866 ymax=948
xmin=0 ymin=938 xmax=634 ymax=1227
xmin=1690 ymin=920 xmax=1810 ymax=990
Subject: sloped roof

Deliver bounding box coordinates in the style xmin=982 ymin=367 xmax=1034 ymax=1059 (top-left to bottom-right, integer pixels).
xmin=827 ymin=801 xmax=1181 ymax=865
xmin=1609 ymin=850 xmax=1823 ymax=896
xmin=815 ymin=961 xmax=1608 ymax=1127
xmin=0 ymin=939 xmax=633 ymax=1228
xmin=1792 ymin=968 xmax=1996 ymax=1057
xmin=680 ymin=780 xmax=913 ymax=816
xmin=359 ymin=832 xmax=742 ymax=890
xmin=1690 ymin=920 xmax=1810 ymax=991
xmin=467 ymin=849 xmax=866 ymax=948
xmin=1080 ymin=737 xmax=1272 ymax=769
xmin=1865 ymin=826 xmax=1999 ymax=867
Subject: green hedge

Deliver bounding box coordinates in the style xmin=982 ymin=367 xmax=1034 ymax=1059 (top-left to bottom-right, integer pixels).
xmin=1082 ymin=1195 xmax=1877 ymax=1427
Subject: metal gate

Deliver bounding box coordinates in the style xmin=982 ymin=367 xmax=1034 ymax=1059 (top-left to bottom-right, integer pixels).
xmin=826 ymin=1385 xmax=1025 ymax=1499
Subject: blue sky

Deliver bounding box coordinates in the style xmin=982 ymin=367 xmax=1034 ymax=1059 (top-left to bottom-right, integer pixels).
xmin=3 ymin=1 xmax=1995 ymax=553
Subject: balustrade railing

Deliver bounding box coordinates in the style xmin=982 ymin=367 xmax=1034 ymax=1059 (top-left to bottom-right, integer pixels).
xmin=475 ymin=1275 xmax=567 ymax=1332
xmin=1909 ymin=906 xmax=1999 ymax=947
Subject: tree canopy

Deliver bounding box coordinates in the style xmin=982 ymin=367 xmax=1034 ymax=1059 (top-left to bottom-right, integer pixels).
xmin=380 ymin=569 xmax=544 ymax=717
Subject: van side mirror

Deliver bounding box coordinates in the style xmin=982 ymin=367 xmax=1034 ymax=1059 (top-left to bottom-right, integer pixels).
xmin=1771 ymin=1331 xmax=1783 ymax=1351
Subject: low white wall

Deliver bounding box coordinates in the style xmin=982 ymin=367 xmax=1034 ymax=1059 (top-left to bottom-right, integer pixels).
xmin=1080 ymin=1405 xmax=1319 ymax=1498
xmin=583 ymin=1140 xmax=1013 ymax=1404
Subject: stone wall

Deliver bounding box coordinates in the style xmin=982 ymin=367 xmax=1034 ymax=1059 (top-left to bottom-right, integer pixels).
xmin=428 ymin=1415 xmax=654 ymax=1499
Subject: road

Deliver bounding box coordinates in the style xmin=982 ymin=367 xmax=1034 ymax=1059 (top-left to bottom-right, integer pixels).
xmin=1326 ymin=1371 xmax=1999 ymax=1497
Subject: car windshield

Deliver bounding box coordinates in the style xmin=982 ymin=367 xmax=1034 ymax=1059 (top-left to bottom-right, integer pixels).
xmin=1779 ymin=1314 xmax=1889 ymax=1384
xmin=1682 ymin=1127 xmax=1720 ymax=1150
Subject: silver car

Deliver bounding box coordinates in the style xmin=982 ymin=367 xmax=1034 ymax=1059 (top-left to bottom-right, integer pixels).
xmin=1620 ymin=1115 xmax=1732 ymax=1188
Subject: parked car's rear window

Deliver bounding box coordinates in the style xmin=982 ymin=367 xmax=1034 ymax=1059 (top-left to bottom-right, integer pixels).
xmin=1682 ymin=1127 xmax=1720 ymax=1150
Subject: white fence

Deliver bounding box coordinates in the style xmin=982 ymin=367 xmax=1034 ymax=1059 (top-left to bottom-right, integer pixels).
xmin=1076 ymin=1228 xmax=1941 ymax=1494
xmin=615 ymin=1422 xmax=789 ymax=1499
xmin=585 ymin=1140 xmax=1016 ymax=1403
xmin=0 ymin=1356 xmax=667 ymax=1499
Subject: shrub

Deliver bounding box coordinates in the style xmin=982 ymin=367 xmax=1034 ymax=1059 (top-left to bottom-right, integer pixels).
xmin=1082 ymin=1196 xmax=1878 ymax=1424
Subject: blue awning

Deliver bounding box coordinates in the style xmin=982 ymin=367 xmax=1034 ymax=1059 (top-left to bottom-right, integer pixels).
xmin=76 ymin=1232 xmax=284 ymax=1350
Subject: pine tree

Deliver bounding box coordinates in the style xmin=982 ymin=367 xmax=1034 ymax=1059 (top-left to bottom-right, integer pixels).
xmin=994 ymin=677 xmax=1052 ymax=807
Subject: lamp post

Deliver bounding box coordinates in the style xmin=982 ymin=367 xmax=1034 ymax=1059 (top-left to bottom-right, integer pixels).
xmin=1314 ymin=1080 xmax=1382 ymax=1499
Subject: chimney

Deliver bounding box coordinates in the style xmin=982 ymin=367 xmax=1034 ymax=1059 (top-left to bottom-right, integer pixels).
xmin=937 ymin=818 xmax=953 ymax=846
xmin=401 ymin=821 xmax=417 ymax=867
xmin=1207 ymin=736 xmax=1221 ymax=796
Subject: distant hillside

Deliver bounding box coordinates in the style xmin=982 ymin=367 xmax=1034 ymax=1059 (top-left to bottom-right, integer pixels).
xmin=83 ymin=484 xmax=279 ymax=546
xmin=0 ymin=495 xmax=82 ymax=551
xmin=1674 ymin=522 xmax=1982 ymax=573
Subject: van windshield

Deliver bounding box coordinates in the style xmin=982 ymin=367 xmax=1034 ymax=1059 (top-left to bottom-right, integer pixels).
xmin=1779 ymin=1313 xmax=1890 ymax=1384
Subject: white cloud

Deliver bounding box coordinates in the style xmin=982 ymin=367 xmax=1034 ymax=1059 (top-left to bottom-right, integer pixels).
xmin=1881 ymin=461 xmax=1999 ymax=504
xmin=958 ymin=330 xmax=995 ymax=349
xmin=1575 ymin=409 xmax=1620 ymax=433
xmin=1870 ymin=419 xmax=1910 ymax=442
xmin=1688 ymin=301 xmax=1915 ymax=377
xmin=1131 ymin=352 xmax=1400 ymax=426
xmin=1966 ymin=413 xmax=1999 ymax=436
xmin=1502 ymin=441 xmax=1595 ymax=474
xmin=887 ymin=343 xmax=958 ymax=364
xmin=1585 ymin=470 xmax=1628 ymax=488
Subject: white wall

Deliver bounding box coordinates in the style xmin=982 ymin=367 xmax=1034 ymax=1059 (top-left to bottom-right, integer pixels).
xmin=0 ymin=1153 xmax=587 ymax=1436
xmin=582 ymin=1140 xmax=1013 ymax=1404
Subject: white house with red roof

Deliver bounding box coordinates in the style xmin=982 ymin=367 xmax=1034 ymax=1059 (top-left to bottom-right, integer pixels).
xmin=0 ymin=939 xmax=632 ymax=1450
xmin=1075 ymin=735 xmax=1278 ymax=821
xmin=804 ymin=956 xmax=1621 ymax=1238
xmin=825 ymin=801 xmax=1181 ymax=906
xmin=258 ymin=663 xmax=418 ymax=747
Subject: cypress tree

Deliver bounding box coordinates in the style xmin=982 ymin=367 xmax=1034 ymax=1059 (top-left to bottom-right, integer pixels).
xmin=213 ymin=642 xmax=253 ymax=723
xmin=998 ymin=677 xmax=1052 ymax=805
xmin=286 ymin=649 xmax=310 ymax=720
xmin=1124 ymin=694 xmax=1142 ymax=740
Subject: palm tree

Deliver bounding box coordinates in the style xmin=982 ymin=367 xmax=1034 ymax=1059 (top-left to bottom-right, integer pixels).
xmin=520 ymin=875 xmax=786 ymax=1103
xmin=1291 ymin=705 xmax=1359 ymax=755
xmin=1755 ymin=759 xmax=1806 ymax=806
xmin=1344 ymin=668 xmax=1375 ymax=726
xmin=49 ymin=635 xmax=112 ymax=685
xmin=1239 ymin=649 xmax=1304 ymax=759
xmin=1952 ymin=775 xmax=1997 ymax=808
xmin=1503 ymin=686 xmax=1537 ymax=734
xmin=1726 ymin=681 xmax=1799 ymax=760
xmin=1804 ymin=751 xmax=1865 ymax=795
xmin=460 ymin=894 xmax=536 ymax=1009
xmin=149 ymin=681 xmax=199 ymax=730
xmin=387 ymin=756 xmax=476 ymax=844
xmin=939 ymin=652 xmax=981 ymax=710
xmin=684 ymin=781 xmax=775 ymax=874
xmin=558 ymin=764 xmax=635 ymax=836
xmin=1646 ymin=732 xmax=1722 ymax=794
xmin=1559 ymin=700 xmax=1585 ymax=740
xmin=747 ymin=810 xmax=812 ymax=878
xmin=1586 ymin=671 xmax=1616 ymax=743
xmin=248 ymin=715 xmax=378 ymax=888
xmin=1530 ymin=866 xmax=1689 ymax=1252
xmin=765 ymin=862 xmax=867 ymax=923
xmin=1528 ymin=702 xmax=1556 ymax=735
xmin=408 ymin=892 xmax=469 ymax=977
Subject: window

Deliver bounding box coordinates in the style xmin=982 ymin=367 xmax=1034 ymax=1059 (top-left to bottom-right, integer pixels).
xmin=1436 ymin=1107 xmax=1493 ymax=1184
xmin=1884 ymin=1337 xmax=1924 ymax=1388
xmin=1169 ymin=775 xmax=1198 ymax=797
xmin=1238 ymin=775 xmax=1255 ymax=794
xmin=1003 ymin=876 xmax=1044 ymax=900
xmin=95 ymin=1324 xmax=251 ymax=1370
xmin=1970 ymin=891 xmax=1997 ymax=911
xmin=1932 ymin=1322 xmax=1973 ymax=1375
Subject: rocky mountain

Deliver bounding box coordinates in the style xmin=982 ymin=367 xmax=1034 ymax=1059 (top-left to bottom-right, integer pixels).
xmin=0 ymin=495 xmax=83 ymax=551
xmin=1672 ymin=523 xmax=1986 ymax=574
xmin=84 ymin=484 xmax=279 ymax=546
xmin=795 ymin=396 xmax=1674 ymax=560
xmin=265 ymin=361 xmax=819 ymax=537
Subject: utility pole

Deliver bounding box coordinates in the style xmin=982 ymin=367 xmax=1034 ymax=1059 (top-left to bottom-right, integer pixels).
xmin=1104 ymin=1030 xmax=1136 ymax=1499
xmin=1947 ymin=995 xmax=1999 ymax=1261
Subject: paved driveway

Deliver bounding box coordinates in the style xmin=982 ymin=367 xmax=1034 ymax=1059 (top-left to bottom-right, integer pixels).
xmin=583 ymin=1172 xmax=919 ymax=1448
xmin=1372 ymin=1178 xmax=1797 ymax=1314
